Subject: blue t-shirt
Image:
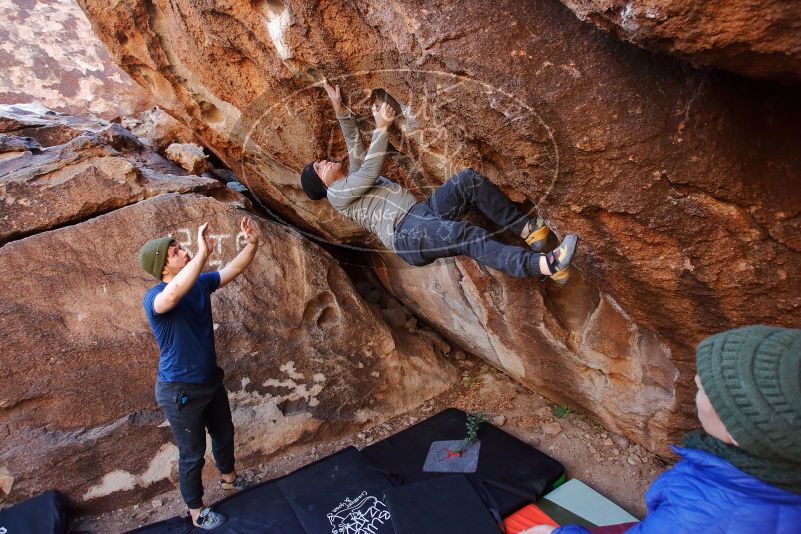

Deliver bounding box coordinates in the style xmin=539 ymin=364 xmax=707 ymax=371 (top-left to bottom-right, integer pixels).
xmin=143 ymin=272 xmax=221 ymax=383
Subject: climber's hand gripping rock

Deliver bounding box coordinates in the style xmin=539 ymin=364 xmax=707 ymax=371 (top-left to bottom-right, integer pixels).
xmin=373 ymin=101 xmax=395 ymax=131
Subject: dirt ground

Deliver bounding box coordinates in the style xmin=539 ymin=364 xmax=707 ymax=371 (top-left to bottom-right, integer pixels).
xmin=74 ymin=352 xmax=668 ymax=532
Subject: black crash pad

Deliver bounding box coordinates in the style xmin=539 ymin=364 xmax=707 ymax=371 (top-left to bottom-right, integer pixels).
xmin=276 ymin=445 xmax=395 ymax=534
xmin=126 ymin=447 xmax=395 ymax=534
xmin=384 ymin=475 xmax=500 ymax=534
xmin=362 ymin=408 xmax=564 ymax=516
xmin=128 ymin=409 xmax=564 ymax=533
xmin=125 ymin=478 xmax=305 ymax=534
xmin=0 ymin=490 xmax=67 ymax=534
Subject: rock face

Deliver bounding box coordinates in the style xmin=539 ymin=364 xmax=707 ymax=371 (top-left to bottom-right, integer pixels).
xmin=0 ymin=0 xmax=153 ymax=118
xmin=558 ymin=1 xmax=801 ymax=83
xmin=76 ymin=0 xmax=801 ymax=455
xmin=0 ymin=104 xmax=218 ymax=245
xmin=0 ymin=108 xmax=457 ymax=510
xmin=164 ymin=142 xmax=208 ymax=174
xmin=124 ymin=107 xmax=198 ymax=151
xmin=373 ymin=253 xmax=677 ymax=450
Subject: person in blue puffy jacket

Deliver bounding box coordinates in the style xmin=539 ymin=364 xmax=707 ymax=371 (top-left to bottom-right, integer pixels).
xmin=524 ymin=325 xmax=801 ymax=534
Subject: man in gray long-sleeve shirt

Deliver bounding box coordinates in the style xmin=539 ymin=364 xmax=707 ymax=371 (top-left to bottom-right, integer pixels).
xmin=299 ymin=79 xmax=578 ymax=282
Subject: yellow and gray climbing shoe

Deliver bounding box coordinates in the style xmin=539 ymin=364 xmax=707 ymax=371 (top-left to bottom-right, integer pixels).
xmin=545 ymin=234 xmax=578 ymax=285
xmin=524 ymin=216 xmax=549 ymax=252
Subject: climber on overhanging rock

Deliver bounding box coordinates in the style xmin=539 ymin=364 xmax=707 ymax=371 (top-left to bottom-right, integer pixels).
xmin=138 ymin=218 xmax=260 ymax=530
xmin=299 ymin=78 xmax=578 ymax=283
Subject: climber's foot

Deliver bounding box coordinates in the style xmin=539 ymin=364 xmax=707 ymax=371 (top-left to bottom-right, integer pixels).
xmin=546 ymin=234 xmax=577 ymax=285
xmin=524 ymin=216 xmax=549 ymax=253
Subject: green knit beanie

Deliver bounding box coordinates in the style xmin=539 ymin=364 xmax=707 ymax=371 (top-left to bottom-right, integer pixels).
xmin=138 ymin=236 xmax=173 ymax=280
xmin=696 ymin=325 xmax=801 ymax=462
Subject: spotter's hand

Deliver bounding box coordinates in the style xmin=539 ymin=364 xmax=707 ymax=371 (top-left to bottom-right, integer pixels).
xmin=520 ymin=526 xmax=556 ymax=534
xmin=240 ymin=217 xmax=260 ymax=245
xmin=196 ymin=222 xmax=213 ymax=257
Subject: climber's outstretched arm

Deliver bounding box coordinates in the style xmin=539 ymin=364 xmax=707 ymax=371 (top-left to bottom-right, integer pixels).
xmin=327 ymin=102 xmax=396 ymax=210
xmin=323 ymin=78 xmax=366 ymax=174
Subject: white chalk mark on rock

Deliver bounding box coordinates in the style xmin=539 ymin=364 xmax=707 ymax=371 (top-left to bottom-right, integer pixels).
xmin=263 ymin=2 xmax=293 ymax=60
xmin=82 ymin=443 xmax=179 ymax=501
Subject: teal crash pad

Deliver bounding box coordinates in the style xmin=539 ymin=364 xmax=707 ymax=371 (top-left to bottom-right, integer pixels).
xmin=541 ymin=479 xmax=638 ymax=527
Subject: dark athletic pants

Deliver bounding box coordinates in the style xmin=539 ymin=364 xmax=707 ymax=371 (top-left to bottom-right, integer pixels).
xmin=393 ymin=169 xmax=545 ymax=278
xmin=155 ymin=369 xmax=235 ymax=509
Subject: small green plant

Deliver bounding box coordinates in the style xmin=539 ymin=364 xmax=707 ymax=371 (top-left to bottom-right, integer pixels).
xmin=552 ymin=405 xmax=573 ymax=419
xmin=461 ymin=375 xmax=482 ymax=388
xmin=577 ymin=412 xmax=605 ymax=431
xmin=550 ymin=405 xmax=605 ymax=430
xmin=454 ymin=411 xmax=486 ymax=454
xmin=479 ymin=364 xmax=501 ymax=376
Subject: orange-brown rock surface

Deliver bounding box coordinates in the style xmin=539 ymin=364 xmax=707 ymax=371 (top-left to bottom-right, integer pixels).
xmin=0 ymin=0 xmax=153 ymax=118
xmin=0 ymin=104 xmax=218 ymax=245
xmin=0 ymin=108 xmax=457 ymax=510
xmin=75 ymin=0 xmax=801 ymax=455
xmin=559 ymin=0 xmax=801 ymax=83
xmin=373 ymin=254 xmax=678 ymax=452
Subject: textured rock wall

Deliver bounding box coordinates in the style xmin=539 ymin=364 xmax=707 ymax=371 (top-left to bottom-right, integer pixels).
xmin=558 ymin=0 xmax=801 ymax=83
xmin=0 ymin=107 xmax=457 ymax=510
xmin=0 ymin=104 xmax=215 ymax=245
xmin=373 ymin=253 xmax=678 ymax=450
xmin=76 ymin=0 xmax=801 ymax=454
xmin=0 ymin=0 xmax=153 ymax=118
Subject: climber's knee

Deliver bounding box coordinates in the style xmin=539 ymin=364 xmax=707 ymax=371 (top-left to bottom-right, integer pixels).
xmin=453 ymin=168 xmax=484 ymax=185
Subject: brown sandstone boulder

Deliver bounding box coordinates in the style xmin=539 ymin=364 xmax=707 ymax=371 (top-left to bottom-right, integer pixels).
xmin=164 ymin=142 xmax=208 ymax=174
xmin=559 ymin=0 xmax=801 ymax=83
xmin=124 ymin=107 xmax=199 ymax=151
xmin=75 ymin=0 xmax=801 ymax=455
xmin=373 ymin=253 xmax=680 ymax=452
xmin=0 ymin=0 xmax=153 ymax=119
xmin=0 ymin=104 xmax=219 ymax=245
xmin=0 ymin=191 xmax=457 ymax=510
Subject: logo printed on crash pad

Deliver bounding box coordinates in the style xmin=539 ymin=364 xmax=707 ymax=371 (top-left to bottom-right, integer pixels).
xmin=327 ymin=490 xmax=391 ymax=534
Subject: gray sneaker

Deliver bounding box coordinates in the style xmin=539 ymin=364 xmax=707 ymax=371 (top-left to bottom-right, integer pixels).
xmin=193 ymin=507 xmax=226 ymax=530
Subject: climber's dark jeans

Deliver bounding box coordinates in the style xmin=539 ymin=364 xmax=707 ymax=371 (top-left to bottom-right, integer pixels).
xmin=155 ymin=368 xmax=235 ymax=509
xmin=393 ymin=169 xmax=544 ymax=278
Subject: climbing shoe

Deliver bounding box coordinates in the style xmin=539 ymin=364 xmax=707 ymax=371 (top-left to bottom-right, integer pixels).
xmin=524 ymin=216 xmax=549 ymax=253
xmin=193 ymin=507 xmax=226 ymax=530
xmin=545 ymin=234 xmax=578 ymax=285
xmin=220 ymin=474 xmax=249 ymax=491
